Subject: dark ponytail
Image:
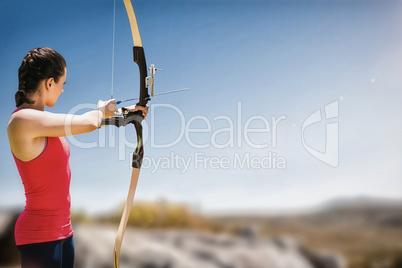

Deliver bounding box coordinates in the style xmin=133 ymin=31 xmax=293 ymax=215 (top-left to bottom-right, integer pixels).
xmin=16 ymin=47 xmax=66 ymax=107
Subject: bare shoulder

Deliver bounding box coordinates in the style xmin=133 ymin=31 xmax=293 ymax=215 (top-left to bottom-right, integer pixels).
xmin=7 ymin=109 xmax=58 ymax=142
xmin=9 ymin=108 xmax=44 ymax=121
xmin=8 ymin=109 xmax=48 ymax=161
xmin=8 ymin=109 xmax=44 ymax=133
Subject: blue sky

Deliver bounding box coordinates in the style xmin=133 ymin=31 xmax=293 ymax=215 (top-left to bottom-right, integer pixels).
xmin=1 ymin=0 xmax=401 ymax=214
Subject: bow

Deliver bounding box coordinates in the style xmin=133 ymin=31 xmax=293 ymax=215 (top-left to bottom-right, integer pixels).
xmin=101 ymin=0 xmax=153 ymax=267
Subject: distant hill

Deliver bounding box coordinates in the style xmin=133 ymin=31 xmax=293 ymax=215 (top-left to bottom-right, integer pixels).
xmin=210 ymin=196 xmax=402 ymax=228
xmin=300 ymin=196 xmax=402 ymax=228
xmin=321 ymin=196 xmax=402 ymax=210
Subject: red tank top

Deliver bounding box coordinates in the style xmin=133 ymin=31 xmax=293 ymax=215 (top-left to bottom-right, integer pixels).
xmin=12 ymin=110 xmax=73 ymax=245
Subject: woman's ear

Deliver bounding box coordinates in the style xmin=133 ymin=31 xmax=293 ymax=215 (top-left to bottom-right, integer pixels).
xmin=45 ymin=77 xmax=55 ymax=90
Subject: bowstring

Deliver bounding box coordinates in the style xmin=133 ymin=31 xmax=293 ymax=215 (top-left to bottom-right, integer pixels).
xmin=111 ymin=0 xmax=117 ymax=229
xmin=111 ymin=0 xmax=116 ymax=100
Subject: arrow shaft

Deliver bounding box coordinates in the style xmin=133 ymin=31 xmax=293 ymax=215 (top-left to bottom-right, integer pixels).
xmin=116 ymin=88 xmax=189 ymax=104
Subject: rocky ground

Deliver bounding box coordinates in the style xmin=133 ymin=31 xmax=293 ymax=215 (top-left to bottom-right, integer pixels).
xmin=73 ymin=224 xmax=344 ymax=268
xmin=0 ymin=211 xmax=343 ymax=268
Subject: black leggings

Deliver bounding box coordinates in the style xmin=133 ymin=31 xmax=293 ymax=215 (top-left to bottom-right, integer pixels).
xmin=17 ymin=235 xmax=74 ymax=268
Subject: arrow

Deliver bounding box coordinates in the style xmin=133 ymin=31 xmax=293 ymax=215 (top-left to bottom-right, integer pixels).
xmin=116 ymin=87 xmax=190 ymax=105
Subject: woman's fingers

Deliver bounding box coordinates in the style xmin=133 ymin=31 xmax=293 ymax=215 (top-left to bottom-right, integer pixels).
xmin=98 ymin=99 xmax=118 ymax=118
xmin=125 ymin=104 xmax=149 ymax=117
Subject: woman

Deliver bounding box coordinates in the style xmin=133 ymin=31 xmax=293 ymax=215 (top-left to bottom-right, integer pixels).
xmin=7 ymin=47 xmax=148 ymax=267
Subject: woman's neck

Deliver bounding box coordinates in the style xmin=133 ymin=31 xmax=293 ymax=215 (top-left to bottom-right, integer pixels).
xmin=20 ymin=92 xmax=45 ymax=111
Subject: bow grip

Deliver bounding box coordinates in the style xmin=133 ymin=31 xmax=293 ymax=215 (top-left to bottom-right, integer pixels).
xmin=132 ymin=115 xmax=144 ymax=169
xmin=100 ymin=108 xmax=143 ymax=127
xmin=100 ymin=109 xmax=144 ymax=169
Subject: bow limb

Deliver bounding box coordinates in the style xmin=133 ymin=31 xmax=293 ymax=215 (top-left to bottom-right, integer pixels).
xmin=113 ymin=168 xmax=140 ymax=268
xmin=124 ymin=0 xmax=150 ymax=106
xmin=113 ymin=120 xmax=144 ymax=268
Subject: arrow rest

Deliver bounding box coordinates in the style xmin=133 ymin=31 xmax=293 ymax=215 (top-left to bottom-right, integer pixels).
xmin=145 ymin=64 xmax=162 ymax=97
